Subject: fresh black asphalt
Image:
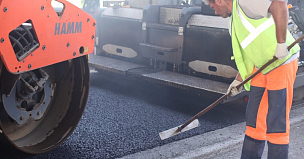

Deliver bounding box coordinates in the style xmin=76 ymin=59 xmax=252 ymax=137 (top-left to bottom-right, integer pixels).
xmin=0 ymin=72 xmax=246 ymax=159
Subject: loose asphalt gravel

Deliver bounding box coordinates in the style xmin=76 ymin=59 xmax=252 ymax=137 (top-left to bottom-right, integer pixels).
xmin=0 ymin=71 xmax=246 ymax=159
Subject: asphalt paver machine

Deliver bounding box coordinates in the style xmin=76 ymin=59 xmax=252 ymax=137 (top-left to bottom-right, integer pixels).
xmin=88 ymin=0 xmax=304 ymax=103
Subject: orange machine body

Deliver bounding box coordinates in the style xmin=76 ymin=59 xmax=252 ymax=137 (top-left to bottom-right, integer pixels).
xmin=0 ymin=0 xmax=96 ymax=73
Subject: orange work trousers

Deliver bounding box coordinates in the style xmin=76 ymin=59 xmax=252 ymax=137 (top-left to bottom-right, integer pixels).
xmin=245 ymin=59 xmax=298 ymax=145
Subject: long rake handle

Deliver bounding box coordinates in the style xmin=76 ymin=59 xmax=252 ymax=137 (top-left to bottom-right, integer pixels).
xmin=235 ymin=57 xmax=277 ymax=90
xmin=236 ymin=34 xmax=304 ymax=89
xmin=177 ymin=34 xmax=304 ymax=132
xmin=177 ymin=94 xmax=229 ymax=132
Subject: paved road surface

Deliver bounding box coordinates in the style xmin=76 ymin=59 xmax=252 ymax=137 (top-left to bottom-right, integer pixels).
xmin=0 ymin=71 xmax=246 ymax=159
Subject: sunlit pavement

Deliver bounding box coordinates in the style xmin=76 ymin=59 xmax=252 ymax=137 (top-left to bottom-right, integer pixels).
xmin=121 ymin=103 xmax=304 ymax=159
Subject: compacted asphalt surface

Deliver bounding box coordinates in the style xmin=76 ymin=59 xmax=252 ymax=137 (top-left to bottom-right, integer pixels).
xmin=0 ymin=71 xmax=247 ymax=159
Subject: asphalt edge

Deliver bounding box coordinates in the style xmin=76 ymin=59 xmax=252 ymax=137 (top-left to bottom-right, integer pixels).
xmin=121 ymin=104 xmax=304 ymax=159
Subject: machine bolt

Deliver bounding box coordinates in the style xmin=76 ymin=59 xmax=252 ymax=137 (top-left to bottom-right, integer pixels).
xmin=87 ymin=18 xmax=90 ymax=22
xmin=42 ymin=45 xmax=46 ymax=50
xmin=67 ymin=42 xmax=70 ymax=47
xmin=28 ymin=64 xmax=32 ymax=69
xmin=92 ymin=35 xmax=95 ymax=39
xmin=73 ymin=52 xmax=76 ymax=56
xmin=93 ymin=22 xmax=96 ymax=26
xmin=1 ymin=38 xmax=4 ymax=43
xmin=3 ymin=7 xmax=7 ymax=12
xmin=37 ymin=111 xmax=41 ymax=115
xmin=20 ymin=116 xmax=24 ymax=120
xmin=41 ymin=6 xmax=45 ymax=10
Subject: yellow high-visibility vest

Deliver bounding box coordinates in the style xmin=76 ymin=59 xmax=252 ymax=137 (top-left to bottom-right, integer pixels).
xmin=230 ymin=0 xmax=300 ymax=91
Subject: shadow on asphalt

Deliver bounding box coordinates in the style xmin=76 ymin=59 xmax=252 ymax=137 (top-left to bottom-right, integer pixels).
xmin=89 ymin=72 xmax=246 ymax=116
xmin=0 ymin=146 xmax=33 ymax=159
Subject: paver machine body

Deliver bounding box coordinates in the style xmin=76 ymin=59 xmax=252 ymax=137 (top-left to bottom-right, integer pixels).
xmin=90 ymin=0 xmax=304 ymax=102
xmin=0 ymin=0 xmax=95 ymax=154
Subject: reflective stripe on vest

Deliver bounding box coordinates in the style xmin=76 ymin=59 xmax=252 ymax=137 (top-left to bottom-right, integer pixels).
xmin=236 ymin=4 xmax=275 ymax=49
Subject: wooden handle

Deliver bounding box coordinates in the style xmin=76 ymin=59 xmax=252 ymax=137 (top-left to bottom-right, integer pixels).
xmin=236 ymin=34 xmax=304 ymax=90
xmin=288 ymin=34 xmax=304 ymax=51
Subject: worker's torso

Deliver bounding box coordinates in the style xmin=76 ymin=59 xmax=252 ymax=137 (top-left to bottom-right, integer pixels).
xmin=230 ymin=0 xmax=300 ymax=90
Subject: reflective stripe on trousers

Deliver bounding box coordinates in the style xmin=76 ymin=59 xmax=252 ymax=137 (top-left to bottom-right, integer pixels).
xmin=245 ymin=59 xmax=298 ymax=144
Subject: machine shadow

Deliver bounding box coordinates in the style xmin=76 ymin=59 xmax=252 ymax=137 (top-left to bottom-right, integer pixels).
xmin=89 ymin=71 xmax=247 ymax=117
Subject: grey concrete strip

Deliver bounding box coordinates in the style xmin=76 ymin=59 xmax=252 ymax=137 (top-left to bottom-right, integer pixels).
xmin=121 ymin=104 xmax=304 ymax=159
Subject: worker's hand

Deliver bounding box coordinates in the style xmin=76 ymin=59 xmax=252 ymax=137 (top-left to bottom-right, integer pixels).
xmin=227 ymin=80 xmax=242 ymax=96
xmin=275 ymin=43 xmax=289 ymax=59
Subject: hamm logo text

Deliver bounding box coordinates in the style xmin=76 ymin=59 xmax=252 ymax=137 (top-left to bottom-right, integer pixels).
xmin=54 ymin=22 xmax=82 ymax=35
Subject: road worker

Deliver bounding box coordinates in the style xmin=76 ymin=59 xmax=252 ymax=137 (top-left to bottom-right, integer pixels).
xmin=204 ymin=0 xmax=300 ymax=158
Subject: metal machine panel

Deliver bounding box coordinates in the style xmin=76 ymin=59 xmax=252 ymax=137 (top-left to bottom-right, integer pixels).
xmin=187 ymin=15 xmax=230 ymax=29
xmin=140 ymin=70 xmax=229 ymax=94
xmin=89 ymin=54 xmax=143 ymax=75
xmin=102 ymin=44 xmax=138 ymax=58
xmin=159 ymin=7 xmax=182 ymax=25
xmin=183 ymin=24 xmax=236 ymax=79
xmin=97 ymin=10 xmax=143 ymax=60
xmin=89 ymin=54 xmax=229 ymax=95
xmin=141 ymin=24 xmax=184 ymax=64
xmin=189 ymin=60 xmax=238 ymax=78
xmin=128 ymin=0 xmax=159 ymax=8
xmin=102 ymin=8 xmax=143 ymax=20
xmin=141 ymin=6 xmax=184 ymax=64
xmin=185 ymin=15 xmax=235 ymax=78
